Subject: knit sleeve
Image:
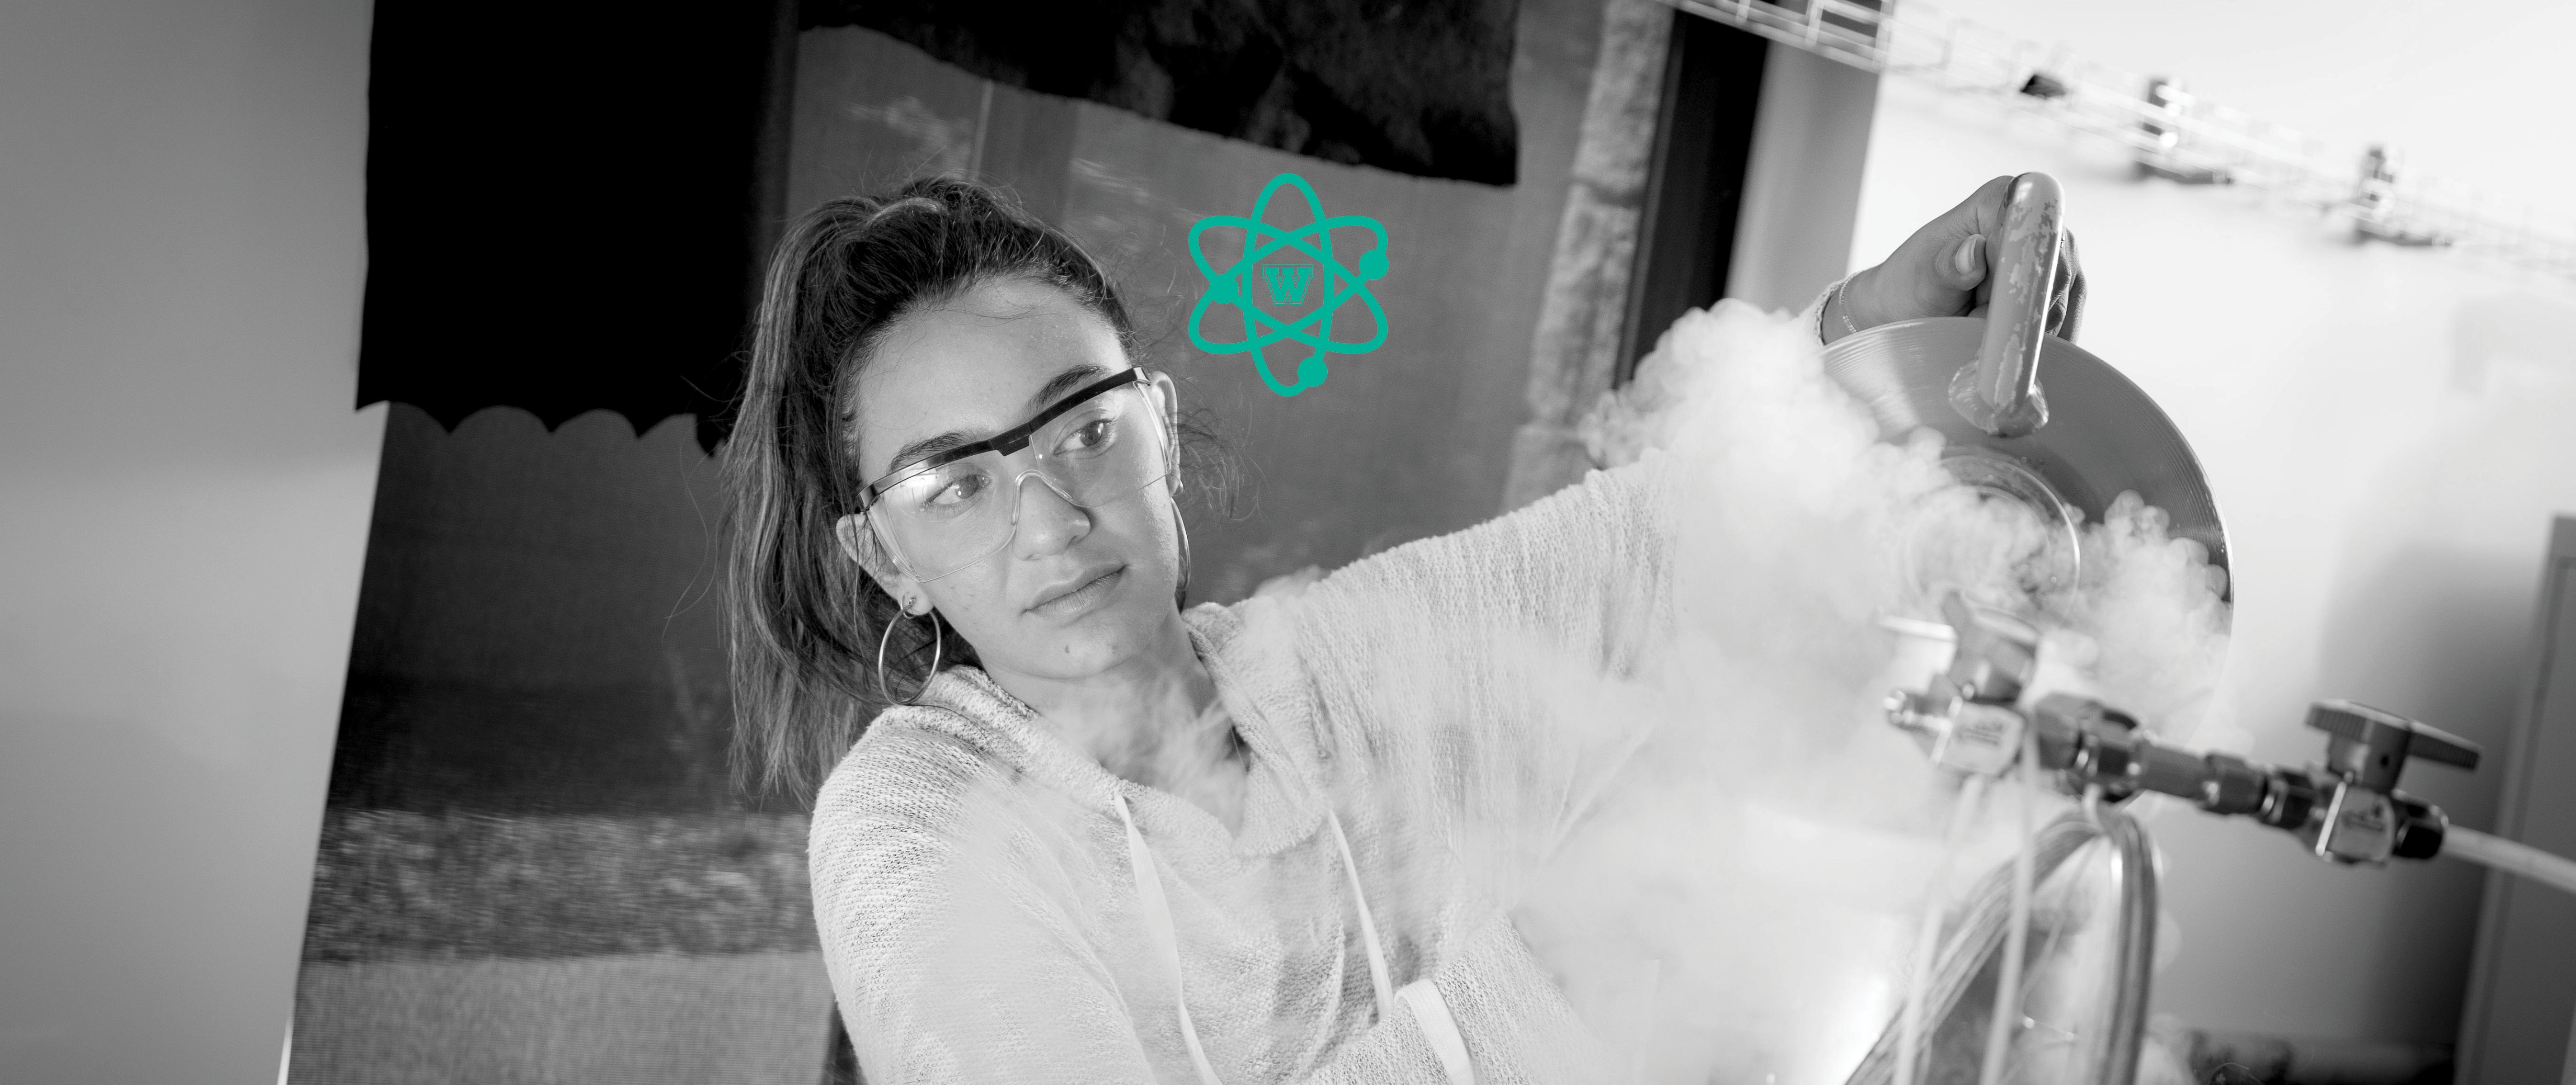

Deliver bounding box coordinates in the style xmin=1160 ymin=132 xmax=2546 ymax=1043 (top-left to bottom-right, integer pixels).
xmin=1302 ymin=909 xmax=1616 ymax=1085
xmin=1268 ymin=448 xmax=1683 ymax=1004
xmin=1297 ymin=448 xmax=1678 ymax=693
xmin=1285 ymin=449 xmax=1678 ymax=815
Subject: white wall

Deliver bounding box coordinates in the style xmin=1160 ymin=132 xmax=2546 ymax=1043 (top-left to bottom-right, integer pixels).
xmin=1843 ymin=0 xmax=2576 ymax=1044
xmin=0 ymin=1 xmax=381 ymax=1081
xmin=1728 ymin=41 xmax=1878 ymax=315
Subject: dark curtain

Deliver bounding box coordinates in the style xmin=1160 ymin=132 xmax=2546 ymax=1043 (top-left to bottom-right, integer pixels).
xmin=803 ymin=0 xmax=1521 ymax=186
xmin=355 ymin=1 xmax=796 ymax=449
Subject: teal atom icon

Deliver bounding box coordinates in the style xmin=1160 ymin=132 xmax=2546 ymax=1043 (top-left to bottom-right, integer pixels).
xmin=1187 ymin=173 xmax=1390 ymax=396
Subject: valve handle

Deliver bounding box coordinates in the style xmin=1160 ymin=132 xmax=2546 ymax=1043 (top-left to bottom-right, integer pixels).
xmin=1937 ymin=592 xmax=2040 ymax=705
xmin=1949 ymin=172 xmax=2063 ymax=438
xmin=2304 ymin=700 xmax=2481 ymax=791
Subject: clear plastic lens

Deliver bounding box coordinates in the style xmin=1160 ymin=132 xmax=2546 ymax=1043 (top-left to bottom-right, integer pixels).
xmin=887 ymin=461 xmax=998 ymax=520
xmin=870 ymin=383 xmax=1170 ymax=581
xmin=1052 ymin=409 xmax=1119 ymax=460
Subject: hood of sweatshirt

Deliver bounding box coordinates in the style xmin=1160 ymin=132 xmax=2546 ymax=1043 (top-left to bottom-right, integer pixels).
xmin=864 ymin=598 xmax=1340 ymax=859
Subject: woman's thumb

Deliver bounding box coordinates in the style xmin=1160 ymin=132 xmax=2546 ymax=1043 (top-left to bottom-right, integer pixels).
xmin=1943 ymin=233 xmax=1988 ymax=289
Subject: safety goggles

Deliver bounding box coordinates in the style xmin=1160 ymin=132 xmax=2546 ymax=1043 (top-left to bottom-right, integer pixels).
xmin=856 ymin=367 xmax=1175 ymax=582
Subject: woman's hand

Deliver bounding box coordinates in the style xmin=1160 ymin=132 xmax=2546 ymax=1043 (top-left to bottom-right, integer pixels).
xmin=1823 ymin=174 xmax=2085 ymax=343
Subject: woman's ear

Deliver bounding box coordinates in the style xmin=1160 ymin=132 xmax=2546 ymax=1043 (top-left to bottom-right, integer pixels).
xmin=834 ymin=514 xmax=924 ymax=613
xmin=1147 ymin=369 xmax=1184 ymax=495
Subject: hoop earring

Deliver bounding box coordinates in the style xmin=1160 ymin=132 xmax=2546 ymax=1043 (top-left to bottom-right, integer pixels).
xmin=874 ymin=606 xmax=944 ymax=707
xmin=1172 ymin=496 xmax=1193 ymax=608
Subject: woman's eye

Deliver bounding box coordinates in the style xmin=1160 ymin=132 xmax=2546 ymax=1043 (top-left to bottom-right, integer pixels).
xmin=929 ymin=472 xmax=987 ymax=507
xmin=1064 ymin=419 xmax=1115 ymax=452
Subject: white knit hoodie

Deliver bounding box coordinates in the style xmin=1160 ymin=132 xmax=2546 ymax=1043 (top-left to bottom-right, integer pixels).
xmin=807 ymin=440 xmax=1698 ymax=1085
xmin=809 ymin=289 xmax=1847 ymax=1083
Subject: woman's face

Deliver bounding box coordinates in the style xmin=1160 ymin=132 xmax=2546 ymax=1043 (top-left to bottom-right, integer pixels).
xmin=837 ymin=276 xmax=1187 ymax=688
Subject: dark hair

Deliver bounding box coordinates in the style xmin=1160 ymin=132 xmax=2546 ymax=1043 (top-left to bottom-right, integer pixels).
xmin=722 ymin=176 xmax=1223 ymax=807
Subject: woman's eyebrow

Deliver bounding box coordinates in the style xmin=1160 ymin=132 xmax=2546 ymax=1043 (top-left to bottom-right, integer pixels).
xmin=1027 ymin=363 xmax=1114 ymax=411
xmin=879 ymin=365 xmax=1120 ymax=476
xmin=885 ymin=432 xmax=971 ymax=474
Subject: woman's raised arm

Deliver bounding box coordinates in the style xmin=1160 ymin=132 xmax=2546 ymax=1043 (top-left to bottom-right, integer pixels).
xmin=1289 ymin=449 xmax=1681 ymax=704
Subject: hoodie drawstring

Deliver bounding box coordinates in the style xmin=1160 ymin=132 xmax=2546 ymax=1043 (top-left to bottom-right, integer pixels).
xmin=1113 ymin=792 xmax=1472 ymax=1085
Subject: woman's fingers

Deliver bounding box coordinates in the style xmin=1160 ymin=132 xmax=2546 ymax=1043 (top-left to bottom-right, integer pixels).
xmin=1908 ymin=177 xmax=2015 ymax=321
xmin=2049 ymin=229 xmax=2087 ymax=339
xmin=1916 ymin=226 xmax=2081 ymax=321
xmin=1850 ymin=175 xmax=2037 ymax=329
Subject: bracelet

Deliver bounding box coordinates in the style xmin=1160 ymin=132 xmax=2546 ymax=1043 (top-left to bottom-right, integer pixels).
xmin=1829 ymin=277 xmax=1865 ymax=340
xmin=1810 ymin=276 xmax=1847 ymax=344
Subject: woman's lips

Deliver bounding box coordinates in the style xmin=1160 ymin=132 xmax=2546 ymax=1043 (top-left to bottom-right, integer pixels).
xmin=1029 ymin=566 xmax=1125 ymax=618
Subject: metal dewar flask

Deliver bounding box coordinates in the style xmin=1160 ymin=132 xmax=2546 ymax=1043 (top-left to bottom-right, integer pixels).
xmin=1819 ymin=173 xmax=2231 ymax=600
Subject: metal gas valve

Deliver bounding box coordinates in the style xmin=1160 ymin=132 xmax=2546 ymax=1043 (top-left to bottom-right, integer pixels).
xmin=1878 ymin=594 xmax=2482 ymax=868
xmin=1885 ymin=594 xmax=2039 ymax=776
xmin=2299 ymin=700 xmax=2479 ymax=865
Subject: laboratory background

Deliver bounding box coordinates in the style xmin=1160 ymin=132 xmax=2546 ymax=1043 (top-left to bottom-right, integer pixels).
xmin=3 ymin=0 xmax=2575 ymax=1082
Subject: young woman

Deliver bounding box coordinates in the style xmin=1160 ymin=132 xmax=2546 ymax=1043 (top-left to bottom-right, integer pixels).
xmin=725 ymin=175 xmax=2069 ymax=1084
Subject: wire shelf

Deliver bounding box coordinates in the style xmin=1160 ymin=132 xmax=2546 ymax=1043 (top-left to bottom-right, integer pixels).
xmin=1664 ymin=0 xmax=2576 ymax=281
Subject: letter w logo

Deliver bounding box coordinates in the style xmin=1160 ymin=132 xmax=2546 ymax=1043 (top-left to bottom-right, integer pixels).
xmin=1259 ymin=264 xmax=1316 ymax=306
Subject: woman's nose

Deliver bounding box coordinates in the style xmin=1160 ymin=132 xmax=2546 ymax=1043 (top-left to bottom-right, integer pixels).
xmin=1010 ymin=471 xmax=1091 ymax=556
